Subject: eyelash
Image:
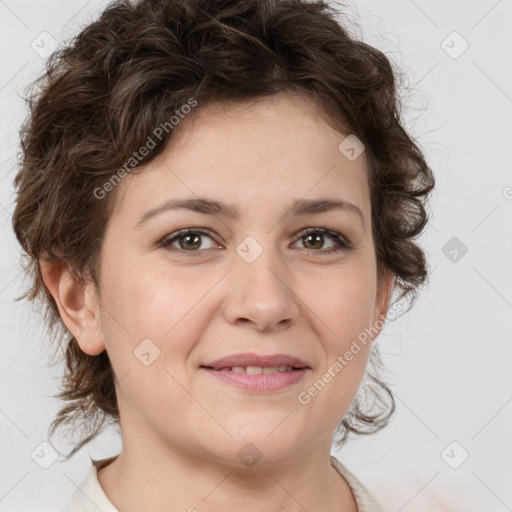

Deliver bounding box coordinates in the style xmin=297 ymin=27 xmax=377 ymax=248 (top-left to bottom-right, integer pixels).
xmin=157 ymin=227 xmax=351 ymax=255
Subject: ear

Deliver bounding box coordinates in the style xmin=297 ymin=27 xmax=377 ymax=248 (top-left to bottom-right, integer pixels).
xmin=39 ymin=259 xmax=106 ymax=356
xmin=370 ymin=266 xmax=396 ymax=341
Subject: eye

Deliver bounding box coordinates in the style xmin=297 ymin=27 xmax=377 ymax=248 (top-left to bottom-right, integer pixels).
xmin=292 ymin=228 xmax=350 ymax=254
xmin=158 ymin=228 xmax=219 ymax=253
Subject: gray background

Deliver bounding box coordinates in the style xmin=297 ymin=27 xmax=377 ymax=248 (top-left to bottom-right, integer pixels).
xmin=0 ymin=0 xmax=511 ymax=510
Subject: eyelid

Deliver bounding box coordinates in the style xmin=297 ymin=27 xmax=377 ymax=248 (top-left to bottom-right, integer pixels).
xmin=292 ymin=228 xmax=352 ymax=256
xmin=157 ymin=228 xmax=220 ymax=251
xmin=294 ymin=226 xmax=351 ymax=247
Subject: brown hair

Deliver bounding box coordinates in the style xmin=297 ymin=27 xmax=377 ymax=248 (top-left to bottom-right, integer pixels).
xmin=12 ymin=0 xmax=435 ymax=459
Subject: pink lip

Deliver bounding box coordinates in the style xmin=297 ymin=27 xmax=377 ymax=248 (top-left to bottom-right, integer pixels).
xmin=201 ymin=352 xmax=310 ymax=370
xmin=201 ymin=367 xmax=309 ymax=392
xmin=200 ymin=352 xmax=311 ymax=392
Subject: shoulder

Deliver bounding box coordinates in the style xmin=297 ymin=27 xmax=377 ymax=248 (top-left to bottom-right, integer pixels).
xmin=66 ymin=456 xmax=120 ymax=512
xmin=330 ymin=455 xmax=386 ymax=512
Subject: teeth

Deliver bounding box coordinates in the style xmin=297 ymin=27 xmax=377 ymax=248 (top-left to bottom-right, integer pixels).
xmin=217 ymin=365 xmax=295 ymax=373
xmin=246 ymin=366 xmax=263 ymax=374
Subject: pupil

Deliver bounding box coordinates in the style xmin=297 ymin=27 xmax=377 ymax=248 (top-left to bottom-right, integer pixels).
xmin=181 ymin=234 xmax=201 ymax=250
xmin=305 ymin=233 xmax=322 ymax=249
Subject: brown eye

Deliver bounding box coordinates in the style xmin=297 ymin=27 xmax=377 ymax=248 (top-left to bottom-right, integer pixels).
xmin=293 ymin=228 xmax=350 ymax=254
xmin=159 ymin=229 xmax=218 ymax=252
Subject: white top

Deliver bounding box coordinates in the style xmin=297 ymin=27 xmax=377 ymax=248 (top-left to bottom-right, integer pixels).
xmin=67 ymin=455 xmax=385 ymax=512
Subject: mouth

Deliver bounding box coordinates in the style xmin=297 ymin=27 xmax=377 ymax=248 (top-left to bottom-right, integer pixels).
xmin=199 ymin=353 xmax=311 ymax=392
xmin=200 ymin=365 xmax=304 ymax=374
xmin=201 ymin=352 xmax=311 ymax=371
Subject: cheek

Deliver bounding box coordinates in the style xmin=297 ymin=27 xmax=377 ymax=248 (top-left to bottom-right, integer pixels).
xmin=95 ymin=260 xmax=198 ymax=421
xmin=100 ymin=253 xmax=188 ymax=333
xmin=98 ymin=256 xmax=214 ymax=371
xmin=300 ymin=262 xmax=377 ymax=396
xmin=304 ymin=260 xmax=377 ymax=343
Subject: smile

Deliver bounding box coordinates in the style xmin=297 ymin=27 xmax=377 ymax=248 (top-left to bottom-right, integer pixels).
xmin=200 ymin=366 xmax=309 ymax=392
xmin=213 ymin=365 xmax=296 ymax=373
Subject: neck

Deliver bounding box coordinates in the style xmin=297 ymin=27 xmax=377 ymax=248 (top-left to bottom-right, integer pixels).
xmin=97 ymin=442 xmax=357 ymax=511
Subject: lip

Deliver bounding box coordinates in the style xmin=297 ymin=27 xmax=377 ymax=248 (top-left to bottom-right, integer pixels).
xmin=201 ymin=367 xmax=309 ymax=392
xmin=200 ymin=352 xmax=311 ymax=392
xmin=201 ymin=352 xmax=310 ymax=370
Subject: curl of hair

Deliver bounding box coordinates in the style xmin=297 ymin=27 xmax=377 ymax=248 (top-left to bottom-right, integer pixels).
xmin=12 ymin=0 xmax=435 ymax=458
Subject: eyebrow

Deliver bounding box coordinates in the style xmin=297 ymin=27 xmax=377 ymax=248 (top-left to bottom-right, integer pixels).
xmin=135 ymin=197 xmax=365 ymax=230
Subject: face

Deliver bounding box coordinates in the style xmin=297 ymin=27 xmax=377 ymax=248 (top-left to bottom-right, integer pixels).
xmin=90 ymin=92 xmax=392 ymax=467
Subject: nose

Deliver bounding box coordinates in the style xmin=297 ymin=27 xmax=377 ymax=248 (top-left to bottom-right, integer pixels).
xmin=221 ymin=241 xmax=301 ymax=333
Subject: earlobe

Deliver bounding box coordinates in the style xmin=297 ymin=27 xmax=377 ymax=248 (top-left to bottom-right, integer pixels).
xmin=39 ymin=259 xmax=106 ymax=356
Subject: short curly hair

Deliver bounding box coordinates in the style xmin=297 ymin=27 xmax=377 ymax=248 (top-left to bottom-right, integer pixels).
xmin=12 ymin=0 xmax=435 ymax=459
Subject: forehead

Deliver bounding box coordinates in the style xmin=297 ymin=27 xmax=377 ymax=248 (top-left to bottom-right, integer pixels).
xmin=110 ymin=92 xmax=370 ymax=226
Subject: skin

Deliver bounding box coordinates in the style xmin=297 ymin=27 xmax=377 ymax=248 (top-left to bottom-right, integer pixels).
xmin=41 ymin=91 xmax=394 ymax=512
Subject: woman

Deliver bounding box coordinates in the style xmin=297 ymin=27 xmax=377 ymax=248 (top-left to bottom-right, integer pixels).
xmin=12 ymin=0 xmax=435 ymax=510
